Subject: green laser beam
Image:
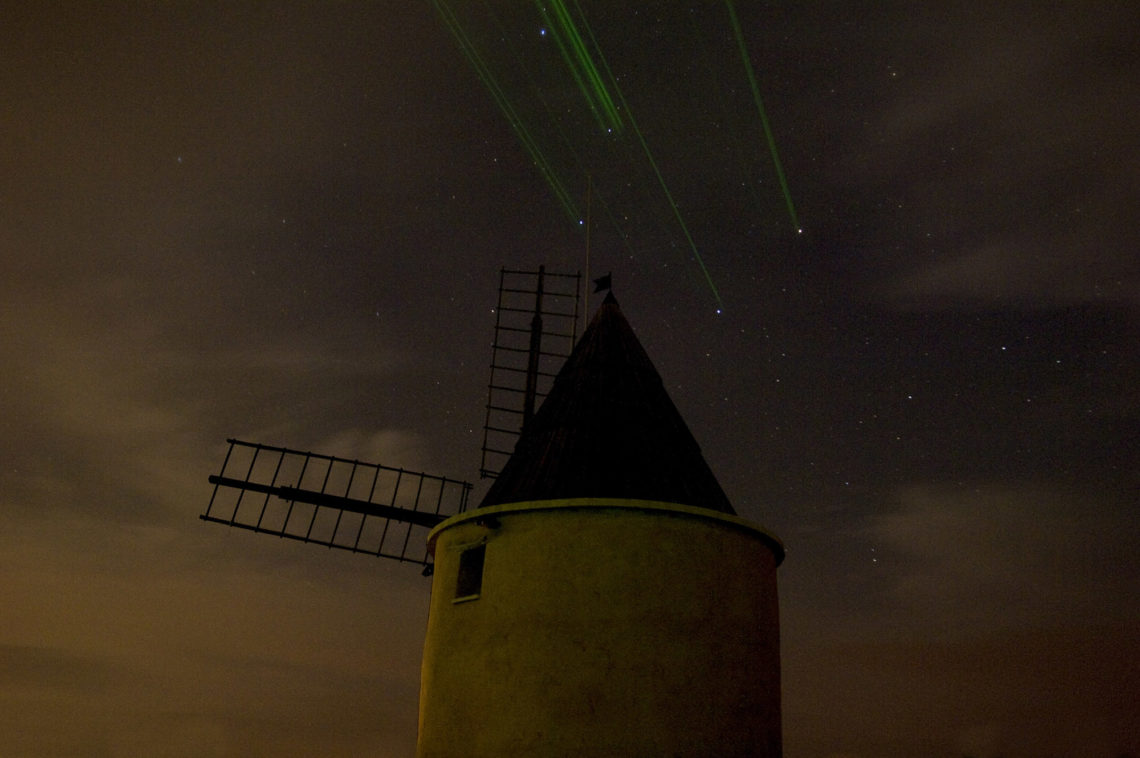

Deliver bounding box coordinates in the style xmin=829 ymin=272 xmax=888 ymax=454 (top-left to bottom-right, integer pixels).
xmin=483 ymin=0 xmax=640 ymax=258
xmin=682 ymin=10 xmax=773 ymax=215
xmin=548 ymin=0 xmax=622 ymax=131
xmin=437 ymin=3 xmax=732 ymax=308
xmin=535 ymin=0 xmax=622 ymax=134
xmin=535 ymin=4 xmax=608 ymax=132
xmin=725 ymin=0 xmax=801 ymax=233
xmin=459 ymin=0 xmax=640 ymax=259
xmin=435 ymin=0 xmax=580 ymax=221
xmin=574 ymin=0 xmax=724 ymax=308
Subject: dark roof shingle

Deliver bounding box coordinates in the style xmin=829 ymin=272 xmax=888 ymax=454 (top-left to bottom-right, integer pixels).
xmin=479 ymin=293 xmax=735 ymax=514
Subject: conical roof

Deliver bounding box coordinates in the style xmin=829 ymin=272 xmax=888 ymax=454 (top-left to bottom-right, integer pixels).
xmin=479 ymin=293 xmax=735 ymax=514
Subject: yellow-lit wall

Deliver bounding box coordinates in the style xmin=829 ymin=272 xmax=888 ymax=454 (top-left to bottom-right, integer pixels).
xmin=417 ymin=498 xmax=783 ymax=758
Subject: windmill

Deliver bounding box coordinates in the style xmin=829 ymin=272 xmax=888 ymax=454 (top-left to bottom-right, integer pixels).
xmin=201 ymin=272 xmax=785 ymax=758
xmin=201 ymin=265 xmax=581 ymax=573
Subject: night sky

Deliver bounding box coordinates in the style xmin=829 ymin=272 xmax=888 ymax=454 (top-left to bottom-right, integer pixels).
xmin=3 ymin=3 xmax=1138 ymax=757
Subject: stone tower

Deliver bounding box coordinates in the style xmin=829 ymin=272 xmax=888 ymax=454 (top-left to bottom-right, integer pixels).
xmin=417 ymin=293 xmax=784 ymax=758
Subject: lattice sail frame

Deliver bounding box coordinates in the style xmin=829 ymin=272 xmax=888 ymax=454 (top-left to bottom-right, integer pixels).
xmin=202 ymin=439 xmax=472 ymax=567
xmin=480 ymin=266 xmax=580 ymax=478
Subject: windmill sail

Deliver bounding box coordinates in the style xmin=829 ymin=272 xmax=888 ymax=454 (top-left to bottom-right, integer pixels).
xmin=202 ymin=439 xmax=472 ymax=567
xmin=480 ymin=266 xmax=580 ymax=478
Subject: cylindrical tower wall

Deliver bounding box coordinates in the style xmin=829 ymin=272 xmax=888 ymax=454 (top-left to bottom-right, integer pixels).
xmin=417 ymin=498 xmax=783 ymax=758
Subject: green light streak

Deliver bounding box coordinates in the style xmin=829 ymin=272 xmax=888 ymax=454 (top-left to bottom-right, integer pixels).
xmin=535 ymin=4 xmax=607 ymax=132
xmin=632 ymin=121 xmax=723 ymax=308
xmin=537 ymin=0 xmax=622 ymax=133
xmin=434 ymin=0 xmax=580 ymax=221
xmin=436 ymin=2 xmax=731 ymax=308
xmin=725 ymin=0 xmax=801 ymax=233
xmin=548 ymin=0 xmax=622 ymax=131
xmin=574 ymin=1 xmax=724 ymax=308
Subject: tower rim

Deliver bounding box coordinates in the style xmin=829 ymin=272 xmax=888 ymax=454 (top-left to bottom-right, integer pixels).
xmin=429 ymin=497 xmax=784 ymax=565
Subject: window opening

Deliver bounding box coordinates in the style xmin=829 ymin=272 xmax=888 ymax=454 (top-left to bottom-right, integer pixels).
xmin=455 ymin=543 xmax=486 ymax=601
